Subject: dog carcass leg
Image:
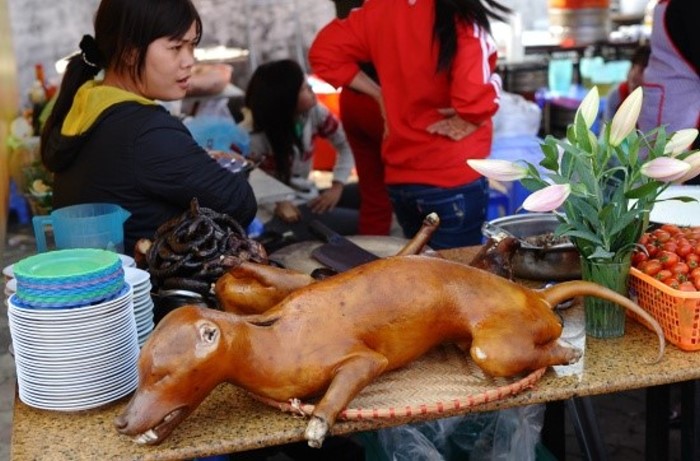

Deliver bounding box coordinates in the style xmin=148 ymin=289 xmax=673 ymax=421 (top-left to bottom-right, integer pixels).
xmin=396 ymin=213 xmax=440 ymax=256
xmin=470 ymin=332 xmax=581 ymax=377
xmin=305 ymin=352 xmax=389 ymax=447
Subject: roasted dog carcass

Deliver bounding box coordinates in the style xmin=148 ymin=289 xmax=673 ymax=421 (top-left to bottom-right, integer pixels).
xmin=215 ymin=212 xmax=442 ymax=315
xmin=114 ymin=255 xmax=665 ymax=448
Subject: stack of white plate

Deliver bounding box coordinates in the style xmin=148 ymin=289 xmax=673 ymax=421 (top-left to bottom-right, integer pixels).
xmin=2 ymin=263 xmax=13 ymax=282
xmin=7 ymin=285 xmax=139 ymax=411
xmin=124 ymin=267 xmax=154 ymax=346
xmin=3 ymin=278 xmax=16 ymax=308
xmin=3 ymin=264 xmax=15 ymax=311
xmin=118 ymin=254 xmax=136 ymax=268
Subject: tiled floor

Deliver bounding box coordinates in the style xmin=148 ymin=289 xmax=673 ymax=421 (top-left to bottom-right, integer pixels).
xmin=0 ymin=216 xmax=684 ymax=460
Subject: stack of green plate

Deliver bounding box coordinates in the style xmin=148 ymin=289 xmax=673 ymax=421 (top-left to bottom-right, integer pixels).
xmin=13 ymin=249 xmax=125 ymax=309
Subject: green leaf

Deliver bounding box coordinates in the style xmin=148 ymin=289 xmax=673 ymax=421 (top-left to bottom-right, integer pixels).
xmin=569 ymin=197 xmax=601 ymax=228
xmin=626 ymin=181 xmax=662 ymax=199
xmin=608 ymin=208 xmax=640 ymax=237
xmin=519 ymin=177 xmax=547 ymax=191
xmin=589 ymin=247 xmax=615 ymax=259
xmin=562 ymin=228 xmax=604 ymax=246
xmin=575 ymin=115 xmax=591 ymax=151
xmin=655 ymin=195 xmax=698 ymax=204
xmin=540 ymin=142 xmax=560 ymax=171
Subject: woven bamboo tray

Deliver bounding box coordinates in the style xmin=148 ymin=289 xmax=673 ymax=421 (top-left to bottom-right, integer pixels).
xmin=253 ymin=344 xmax=545 ymax=420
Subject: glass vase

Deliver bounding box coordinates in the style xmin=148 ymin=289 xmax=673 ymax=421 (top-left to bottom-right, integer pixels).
xmin=580 ymin=255 xmax=632 ymax=338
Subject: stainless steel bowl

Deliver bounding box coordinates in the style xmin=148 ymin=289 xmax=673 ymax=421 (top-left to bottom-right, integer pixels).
xmin=484 ymin=213 xmax=581 ymax=281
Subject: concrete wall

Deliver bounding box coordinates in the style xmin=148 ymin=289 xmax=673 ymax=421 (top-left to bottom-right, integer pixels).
xmin=7 ymin=0 xmax=336 ymax=100
xmin=6 ymin=0 xmax=547 ymax=103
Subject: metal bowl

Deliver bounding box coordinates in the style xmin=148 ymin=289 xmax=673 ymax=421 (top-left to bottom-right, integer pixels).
xmin=484 ymin=213 xmax=581 ymax=281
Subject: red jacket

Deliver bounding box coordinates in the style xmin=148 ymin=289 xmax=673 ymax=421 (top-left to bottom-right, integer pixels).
xmin=309 ymin=0 xmax=501 ymax=187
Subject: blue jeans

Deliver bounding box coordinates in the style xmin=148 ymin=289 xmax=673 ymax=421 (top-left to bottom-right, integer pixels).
xmin=388 ymin=178 xmax=488 ymax=250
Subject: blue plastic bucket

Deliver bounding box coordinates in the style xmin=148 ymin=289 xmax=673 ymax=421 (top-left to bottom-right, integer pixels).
xmin=32 ymin=203 xmax=131 ymax=253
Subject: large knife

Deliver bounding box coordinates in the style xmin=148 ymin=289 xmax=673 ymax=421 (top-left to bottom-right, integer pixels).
xmin=309 ymin=220 xmax=380 ymax=272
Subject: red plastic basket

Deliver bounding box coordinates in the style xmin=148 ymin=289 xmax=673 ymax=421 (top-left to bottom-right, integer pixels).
xmin=628 ymin=267 xmax=700 ymax=351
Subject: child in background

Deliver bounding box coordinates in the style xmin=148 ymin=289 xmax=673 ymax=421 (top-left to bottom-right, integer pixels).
xmin=245 ymin=59 xmax=359 ymax=243
xmin=604 ymin=45 xmax=650 ymax=121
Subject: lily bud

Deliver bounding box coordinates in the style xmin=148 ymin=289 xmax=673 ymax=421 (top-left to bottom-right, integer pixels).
xmin=676 ymin=151 xmax=700 ymax=183
xmin=610 ymin=87 xmax=643 ymax=147
xmin=640 ymin=157 xmax=691 ymax=182
xmin=466 ymin=159 xmax=527 ymax=182
xmin=664 ymin=129 xmax=699 ymax=156
xmin=575 ymin=87 xmax=600 ymax=129
xmin=522 ymin=184 xmax=571 ymax=212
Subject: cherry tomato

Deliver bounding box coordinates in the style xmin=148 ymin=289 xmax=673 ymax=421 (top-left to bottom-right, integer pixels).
xmin=653 ymin=229 xmax=672 ymax=243
xmin=659 ymin=251 xmax=680 ymax=269
xmin=662 ymin=241 xmax=678 ymax=253
xmin=686 ymin=254 xmax=700 ymax=268
xmin=632 ymin=251 xmax=649 ymax=267
xmin=686 ymin=231 xmax=700 ymax=242
xmin=661 ymin=224 xmax=682 ymax=235
xmin=671 ymin=262 xmax=690 ymax=276
xmin=693 ymin=276 xmax=700 ymax=291
xmin=691 ymin=267 xmax=700 ymax=279
xmin=642 ymin=259 xmax=663 ymax=277
xmin=646 ymin=244 xmax=659 ymax=258
xmin=664 ymin=277 xmax=681 ymax=290
xmin=655 ymin=269 xmax=673 ymax=281
xmin=678 ymin=281 xmax=697 ymax=292
xmin=677 ymin=244 xmax=693 ymax=258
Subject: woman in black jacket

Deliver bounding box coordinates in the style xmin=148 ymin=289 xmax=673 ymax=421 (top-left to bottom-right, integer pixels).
xmin=41 ymin=0 xmax=257 ymax=255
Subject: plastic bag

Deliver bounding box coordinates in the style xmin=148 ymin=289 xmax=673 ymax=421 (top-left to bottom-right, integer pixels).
xmin=375 ymin=404 xmax=545 ymax=461
xmin=493 ymin=92 xmax=542 ymax=138
xmin=184 ymin=115 xmax=251 ymax=156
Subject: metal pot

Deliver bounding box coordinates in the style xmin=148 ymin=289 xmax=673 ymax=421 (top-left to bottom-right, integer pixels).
xmin=483 ymin=213 xmax=581 ymax=281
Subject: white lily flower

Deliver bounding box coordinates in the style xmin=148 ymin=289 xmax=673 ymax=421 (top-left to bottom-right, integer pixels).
xmin=466 ymin=159 xmax=527 ymax=182
xmin=664 ymin=129 xmax=699 ymax=156
xmin=609 ymin=87 xmax=643 ymax=147
xmin=676 ymin=151 xmax=700 ymax=183
xmin=575 ymin=87 xmax=600 ymax=129
xmin=640 ymin=157 xmax=691 ymax=182
xmin=522 ymin=184 xmax=571 ymax=212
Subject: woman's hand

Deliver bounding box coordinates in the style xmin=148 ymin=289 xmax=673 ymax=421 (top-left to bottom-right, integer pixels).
xmin=275 ymin=201 xmax=302 ymax=223
xmin=308 ymin=182 xmax=343 ymax=214
xmin=427 ymin=109 xmax=478 ymax=141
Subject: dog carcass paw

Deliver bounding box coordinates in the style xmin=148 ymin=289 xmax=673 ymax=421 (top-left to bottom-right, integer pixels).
xmin=567 ymin=348 xmax=583 ymax=364
xmin=305 ymin=416 xmax=329 ymax=448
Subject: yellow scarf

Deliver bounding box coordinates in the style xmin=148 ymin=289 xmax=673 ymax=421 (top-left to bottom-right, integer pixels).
xmin=61 ymin=80 xmax=155 ymax=136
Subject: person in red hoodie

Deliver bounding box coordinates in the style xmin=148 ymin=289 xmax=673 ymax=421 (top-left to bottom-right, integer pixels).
xmin=310 ymin=0 xmax=510 ymax=249
xmin=331 ymin=0 xmax=394 ymax=236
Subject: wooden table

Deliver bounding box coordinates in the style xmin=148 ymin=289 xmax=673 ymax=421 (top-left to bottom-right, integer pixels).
xmin=10 ymin=247 xmax=700 ymax=460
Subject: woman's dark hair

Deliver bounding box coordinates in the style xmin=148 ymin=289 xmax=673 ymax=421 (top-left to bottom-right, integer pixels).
xmin=245 ymin=59 xmax=305 ymax=184
xmin=41 ymin=0 xmax=202 ymax=155
xmin=433 ymin=0 xmax=511 ymax=73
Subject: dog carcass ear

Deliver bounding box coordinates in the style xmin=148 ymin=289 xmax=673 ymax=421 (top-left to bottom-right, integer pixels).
xmin=197 ymin=321 xmax=219 ymax=345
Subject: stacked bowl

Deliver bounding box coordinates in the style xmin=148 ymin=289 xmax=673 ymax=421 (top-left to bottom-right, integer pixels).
xmin=7 ymin=249 xmax=139 ymax=411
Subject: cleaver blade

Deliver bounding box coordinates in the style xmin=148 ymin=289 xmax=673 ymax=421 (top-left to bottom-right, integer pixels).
xmin=309 ymin=220 xmax=380 ymax=272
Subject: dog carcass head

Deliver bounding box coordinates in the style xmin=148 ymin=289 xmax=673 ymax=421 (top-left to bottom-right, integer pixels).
xmin=114 ymin=306 xmax=224 ymax=445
